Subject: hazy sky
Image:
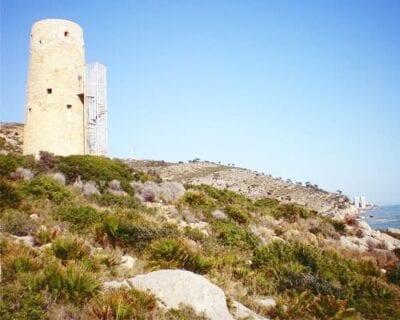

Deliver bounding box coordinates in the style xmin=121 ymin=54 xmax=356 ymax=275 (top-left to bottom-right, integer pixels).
xmin=1 ymin=0 xmax=399 ymax=205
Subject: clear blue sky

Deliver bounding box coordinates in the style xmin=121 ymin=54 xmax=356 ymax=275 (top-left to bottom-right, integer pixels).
xmin=1 ymin=0 xmax=399 ymax=205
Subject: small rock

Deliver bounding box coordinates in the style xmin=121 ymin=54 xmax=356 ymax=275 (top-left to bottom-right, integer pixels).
xmin=13 ymin=235 xmax=34 ymax=247
xmin=232 ymin=300 xmax=269 ymax=320
xmin=119 ymin=255 xmax=136 ymax=270
xmin=257 ymin=297 xmax=276 ymax=308
xmin=30 ymin=213 xmax=39 ymax=220
xmin=188 ymin=222 xmax=209 ymax=236
xmin=211 ymin=209 xmax=227 ymax=220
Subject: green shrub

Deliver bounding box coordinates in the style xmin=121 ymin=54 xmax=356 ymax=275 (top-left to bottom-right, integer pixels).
xmin=148 ymin=239 xmax=211 ymax=274
xmin=212 ymin=220 xmax=260 ymax=249
xmin=87 ymin=288 xmax=157 ymax=319
xmin=179 ymin=191 xmax=216 ymax=214
xmin=0 ymin=282 xmax=48 ymax=320
xmin=56 ymin=155 xmax=133 ymax=191
xmin=195 ymin=184 xmax=251 ymax=206
xmin=19 ymin=176 xmax=70 ymax=204
xmin=0 ymin=179 xmax=22 ymax=209
xmin=224 ymin=205 xmax=249 ymax=224
xmin=1 ymin=240 xmax=41 ymax=281
xmin=51 ymin=237 xmax=90 ymax=263
xmin=97 ymin=215 xmax=169 ymax=251
xmin=56 ymin=206 xmax=106 ymax=233
xmin=35 ymin=227 xmax=52 ymax=246
xmin=0 ymin=153 xmax=36 ymax=177
xmin=272 ymin=203 xmax=315 ymax=222
xmin=274 ymin=292 xmax=360 ymax=320
xmin=39 ymin=262 xmax=100 ymax=304
xmin=393 ymin=248 xmax=400 ymax=259
xmin=254 ymin=198 xmax=280 ymax=209
xmin=387 ymin=269 xmax=400 ymax=286
xmin=0 ymin=209 xmax=37 ymax=236
xmin=278 ymin=270 xmax=341 ymax=296
xmin=349 ymin=277 xmax=400 ymax=319
xmin=330 ymin=219 xmax=347 ymax=234
xmin=252 ymin=241 xmax=379 ymax=284
xmin=93 ymin=192 xmax=141 ymax=209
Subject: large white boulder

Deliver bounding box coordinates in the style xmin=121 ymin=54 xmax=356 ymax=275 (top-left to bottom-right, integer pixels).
xmin=104 ymin=269 xmax=234 ymax=320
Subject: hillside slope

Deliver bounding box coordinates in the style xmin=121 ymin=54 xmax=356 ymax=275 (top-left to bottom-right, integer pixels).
xmin=126 ymin=160 xmax=354 ymax=218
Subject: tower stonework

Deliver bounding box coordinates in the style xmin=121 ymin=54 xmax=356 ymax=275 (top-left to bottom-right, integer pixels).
xmin=23 ymin=19 xmax=85 ymax=157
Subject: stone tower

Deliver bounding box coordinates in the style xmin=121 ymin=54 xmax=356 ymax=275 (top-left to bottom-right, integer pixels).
xmin=23 ymin=19 xmax=85 ymax=157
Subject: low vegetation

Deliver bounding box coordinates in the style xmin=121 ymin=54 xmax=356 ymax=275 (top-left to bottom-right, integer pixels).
xmin=1 ymin=152 xmax=399 ymax=319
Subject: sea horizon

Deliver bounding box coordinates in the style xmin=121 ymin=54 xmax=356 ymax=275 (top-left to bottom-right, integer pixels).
xmin=364 ymin=204 xmax=400 ymax=230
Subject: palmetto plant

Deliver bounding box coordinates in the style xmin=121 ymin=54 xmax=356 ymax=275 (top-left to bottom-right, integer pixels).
xmin=41 ymin=261 xmax=100 ymax=304
xmin=88 ymin=288 xmax=157 ymax=320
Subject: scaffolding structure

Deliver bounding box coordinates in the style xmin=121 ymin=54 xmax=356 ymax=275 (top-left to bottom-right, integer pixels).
xmin=85 ymin=63 xmax=108 ymax=156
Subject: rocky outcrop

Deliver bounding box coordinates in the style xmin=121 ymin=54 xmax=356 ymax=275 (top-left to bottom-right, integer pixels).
xmin=104 ymin=269 xmax=234 ymax=320
xmin=340 ymin=221 xmax=400 ymax=252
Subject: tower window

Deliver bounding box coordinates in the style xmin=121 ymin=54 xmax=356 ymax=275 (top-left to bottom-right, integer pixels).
xmin=28 ymin=108 xmax=32 ymax=112
xmin=39 ymin=40 xmax=42 ymax=44
xmin=47 ymin=88 xmax=52 ymax=94
xmin=64 ymin=31 xmax=69 ymax=37
xmin=67 ymin=104 xmax=72 ymax=109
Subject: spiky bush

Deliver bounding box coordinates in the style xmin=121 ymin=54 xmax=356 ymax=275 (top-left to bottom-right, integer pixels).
xmin=148 ymin=239 xmax=211 ymax=274
xmin=1 ymin=240 xmax=41 ymax=282
xmin=51 ymin=237 xmax=91 ymax=263
xmin=87 ymin=288 xmax=157 ymax=320
xmin=96 ymin=215 xmax=173 ymax=251
xmin=0 ymin=282 xmax=48 ymax=320
xmin=40 ymin=262 xmax=100 ymax=304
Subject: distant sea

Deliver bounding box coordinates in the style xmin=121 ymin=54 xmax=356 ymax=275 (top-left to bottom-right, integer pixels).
xmin=364 ymin=205 xmax=400 ymax=230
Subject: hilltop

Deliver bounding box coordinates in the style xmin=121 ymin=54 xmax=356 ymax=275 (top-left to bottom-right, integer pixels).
xmin=126 ymin=159 xmax=354 ymax=218
xmin=1 ymin=124 xmax=400 ymax=319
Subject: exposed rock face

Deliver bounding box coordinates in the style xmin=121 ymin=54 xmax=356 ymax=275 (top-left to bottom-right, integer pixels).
xmin=104 ymin=269 xmax=234 ymax=320
xmin=0 ymin=122 xmax=24 ymax=153
xmin=125 ymin=160 xmax=353 ymax=216
xmin=340 ymin=221 xmax=400 ymax=252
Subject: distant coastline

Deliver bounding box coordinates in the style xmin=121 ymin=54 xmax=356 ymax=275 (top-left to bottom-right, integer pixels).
xmin=363 ymin=204 xmax=400 ymax=230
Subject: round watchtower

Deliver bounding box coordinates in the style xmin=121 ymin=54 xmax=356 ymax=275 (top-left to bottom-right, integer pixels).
xmin=23 ymin=19 xmax=85 ymax=157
